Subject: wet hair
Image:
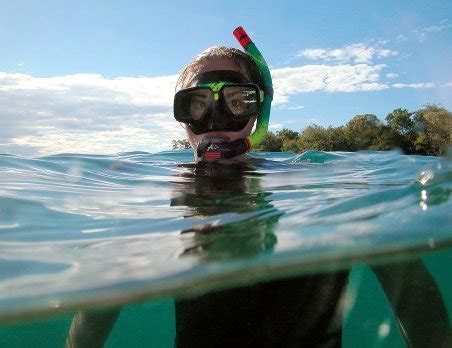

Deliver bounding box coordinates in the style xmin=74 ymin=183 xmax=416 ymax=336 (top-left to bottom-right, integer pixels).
xmin=176 ymin=45 xmax=264 ymax=90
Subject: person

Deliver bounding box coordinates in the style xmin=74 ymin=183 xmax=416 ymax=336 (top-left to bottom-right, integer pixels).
xmin=171 ymin=29 xmax=349 ymax=347
xmin=169 ymin=28 xmax=450 ymax=347
xmin=65 ymin=28 xmax=450 ymax=348
xmin=173 ymin=27 xmax=272 ymax=164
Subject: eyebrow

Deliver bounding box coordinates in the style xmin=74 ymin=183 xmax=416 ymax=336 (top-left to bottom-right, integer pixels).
xmin=191 ymin=93 xmax=209 ymax=98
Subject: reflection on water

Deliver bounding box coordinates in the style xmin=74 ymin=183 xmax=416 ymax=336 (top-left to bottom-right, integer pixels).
xmin=172 ymin=162 xmax=280 ymax=261
xmin=171 ymin=163 xmax=345 ymax=346
xmin=0 ymin=150 xmax=450 ymax=347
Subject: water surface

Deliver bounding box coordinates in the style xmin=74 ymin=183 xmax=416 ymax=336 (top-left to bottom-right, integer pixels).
xmin=0 ymin=150 xmax=450 ymax=346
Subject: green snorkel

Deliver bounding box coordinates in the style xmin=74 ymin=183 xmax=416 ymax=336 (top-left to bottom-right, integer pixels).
xmin=233 ymin=26 xmax=273 ymax=150
xmin=196 ymin=26 xmax=273 ymax=161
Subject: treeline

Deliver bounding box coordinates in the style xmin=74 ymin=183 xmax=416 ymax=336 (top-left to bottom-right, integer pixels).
xmin=172 ymin=104 xmax=451 ymax=156
xmin=254 ymin=105 xmax=451 ymax=156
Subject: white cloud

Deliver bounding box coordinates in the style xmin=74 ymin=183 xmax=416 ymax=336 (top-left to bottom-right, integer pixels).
xmin=0 ymin=63 xmax=446 ymax=156
xmin=297 ymin=43 xmax=398 ymax=64
xmin=268 ymin=123 xmax=285 ymax=130
xmin=386 ymin=73 xmax=399 ymax=79
xmin=0 ymin=72 xmax=183 ymax=155
xmin=392 ymin=82 xmax=436 ymax=89
xmin=395 ymin=34 xmax=407 ymax=42
xmin=272 ymin=64 xmax=388 ymax=103
xmin=415 ymin=19 xmax=451 ymax=42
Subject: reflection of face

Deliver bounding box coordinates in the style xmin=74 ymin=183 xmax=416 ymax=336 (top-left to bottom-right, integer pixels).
xmin=171 ymin=162 xmax=279 ymax=261
xmin=182 ymin=58 xmax=257 ymax=162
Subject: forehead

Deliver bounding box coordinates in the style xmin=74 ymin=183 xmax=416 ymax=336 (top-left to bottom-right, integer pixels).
xmin=197 ymin=57 xmax=241 ymax=73
xmin=188 ymin=57 xmax=251 ymax=87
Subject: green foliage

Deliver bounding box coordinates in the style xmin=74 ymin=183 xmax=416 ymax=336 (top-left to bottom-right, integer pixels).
xmin=344 ymin=114 xmax=381 ymax=150
xmin=253 ymin=131 xmax=282 ymax=152
xmin=385 ymin=108 xmax=416 ymax=153
xmin=297 ymin=125 xmax=351 ymax=152
xmin=276 ymin=128 xmax=299 ymax=142
xmin=256 ymin=105 xmax=451 ymax=156
xmin=386 ymin=108 xmax=414 ymax=135
xmin=412 ymin=104 xmax=452 ymax=156
xmin=171 ymin=139 xmax=191 ymax=150
xmin=171 ymin=105 xmax=451 ymax=156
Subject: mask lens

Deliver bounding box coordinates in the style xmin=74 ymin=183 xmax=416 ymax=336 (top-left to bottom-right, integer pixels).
xmin=178 ymin=88 xmax=211 ymax=121
xmin=222 ymin=86 xmax=258 ymax=117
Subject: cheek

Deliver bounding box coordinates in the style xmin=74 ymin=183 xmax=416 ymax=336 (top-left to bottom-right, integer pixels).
xmin=184 ymin=125 xmax=199 ymax=149
xmin=233 ymin=117 xmax=256 ymax=139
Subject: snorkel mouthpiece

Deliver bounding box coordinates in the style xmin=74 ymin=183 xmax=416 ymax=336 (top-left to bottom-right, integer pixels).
xmin=197 ymin=138 xmax=249 ymax=162
xmin=196 ymin=27 xmax=273 ymax=162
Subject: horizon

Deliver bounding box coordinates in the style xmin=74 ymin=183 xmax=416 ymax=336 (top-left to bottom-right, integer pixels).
xmin=1 ymin=1 xmax=451 ymax=156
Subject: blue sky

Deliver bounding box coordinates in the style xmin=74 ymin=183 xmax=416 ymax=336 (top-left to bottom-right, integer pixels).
xmin=0 ymin=0 xmax=451 ymax=155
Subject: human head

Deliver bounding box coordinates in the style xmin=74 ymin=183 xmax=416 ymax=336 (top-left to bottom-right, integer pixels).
xmin=176 ymin=45 xmax=264 ymax=162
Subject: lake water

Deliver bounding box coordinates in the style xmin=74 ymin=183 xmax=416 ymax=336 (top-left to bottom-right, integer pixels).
xmin=0 ymin=150 xmax=450 ymax=347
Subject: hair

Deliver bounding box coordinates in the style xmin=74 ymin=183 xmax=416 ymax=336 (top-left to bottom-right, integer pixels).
xmin=176 ymin=45 xmax=264 ymax=90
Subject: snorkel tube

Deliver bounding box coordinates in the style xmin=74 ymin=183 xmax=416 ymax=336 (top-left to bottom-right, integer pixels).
xmin=233 ymin=26 xmax=273 ymax=150
xmin=197 ymin=26 xmax=273 ymax=161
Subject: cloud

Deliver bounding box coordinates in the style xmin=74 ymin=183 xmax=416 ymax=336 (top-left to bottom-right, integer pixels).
xmin=415 ymin=19 xmax=451 ymax=42
xmin=386 ymin=73 xmax=399 ymax=79
xmin=392 ymin=82 xmax=436 ymax=89
xmin=0 ymin=64 xmax=446 ymax=156
xmin=268 ymin=123 xmax=285 ymax=130
xmin=0 ymin=72 xmax=184 ymax=155
xmin=272 ymin=64 xmax=388 ymax=103
xmin=297 ymin=43 xmax=398 ymax=64
xmin=395 ymin=34 xmax=407 ymax=42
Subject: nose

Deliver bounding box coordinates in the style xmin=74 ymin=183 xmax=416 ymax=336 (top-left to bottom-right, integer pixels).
xmin=209 ymin=101 xmax=224 ymax=130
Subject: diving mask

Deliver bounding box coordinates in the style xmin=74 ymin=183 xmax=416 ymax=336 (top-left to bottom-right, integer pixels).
xmin=173 ymin=70 xmax=263 ymax=135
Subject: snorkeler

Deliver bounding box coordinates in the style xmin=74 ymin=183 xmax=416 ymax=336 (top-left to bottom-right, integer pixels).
xmin=65 ymin=27 xmax=450 ymax=348
xmin=173 ymin=27 xmax=272 ymax=163
xmin=171 ymin=27 xmax=349 ymax=347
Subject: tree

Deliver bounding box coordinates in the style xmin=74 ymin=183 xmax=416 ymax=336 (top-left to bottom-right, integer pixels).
xmin=297 ymin=125 xmax=351 ymax=152
xmin=344 ymin=114 xmax=382 ymax=150
xmin=277 ymin=128 xmax=299 ymax=142
xmin=385 ymin=108 xmax=416 ymax=153
xmin=254 ymin=131 xmax=282 ymax=152
xmin=172 ymin=139 xmax=191 ymax=150
xmin=171 ymin=105 xmax=451 ymax=156
xmin=386 ymin=108 xmax=414 ymax=135
xmin=413 ymin=104 xmax=452 ymax=156
xmin=371 ymin=125 xmax=401 ymax=151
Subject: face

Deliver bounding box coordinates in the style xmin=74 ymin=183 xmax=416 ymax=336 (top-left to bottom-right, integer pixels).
xmin=182 ymin=58 xmax=257 ymax=162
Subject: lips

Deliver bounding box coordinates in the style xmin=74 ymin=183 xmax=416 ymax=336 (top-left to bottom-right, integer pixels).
xmin=201 ymin=134 xmax=231 ymax=144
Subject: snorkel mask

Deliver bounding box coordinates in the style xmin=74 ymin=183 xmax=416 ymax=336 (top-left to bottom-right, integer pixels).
xmin=173 ymin=27 xmax=273 ymax=162
xmin=174 ymin=70 xmax=263 ymax=135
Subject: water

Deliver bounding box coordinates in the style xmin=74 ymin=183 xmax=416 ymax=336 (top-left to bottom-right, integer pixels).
xmin=0 ymin=150 xmax=450 ymax=347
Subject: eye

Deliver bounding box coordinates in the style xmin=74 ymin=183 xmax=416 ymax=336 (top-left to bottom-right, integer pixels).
xmin=230 ymin=99 xmax=243 ymax=107
xmin=193 ymin=100 xmax=207 ymax=109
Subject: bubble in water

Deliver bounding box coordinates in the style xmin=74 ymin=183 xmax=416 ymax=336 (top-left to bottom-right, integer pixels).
xmin=418 ymin=169 xmax=434 ymax=186
xmin=378 ymin=321 xmax=390 ymax=337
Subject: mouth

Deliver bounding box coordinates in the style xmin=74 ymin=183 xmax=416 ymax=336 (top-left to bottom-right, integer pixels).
xmin=200 ymin=135 xmax=231 ymax=145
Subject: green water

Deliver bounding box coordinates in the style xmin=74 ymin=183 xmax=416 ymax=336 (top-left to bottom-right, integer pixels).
xmin=0 ymin=150 xmax=450 ymax=346
xmin=0 ymin=248 xmax=450 ymax=347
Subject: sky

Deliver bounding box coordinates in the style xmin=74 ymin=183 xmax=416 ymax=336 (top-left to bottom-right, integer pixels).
xmin=0 ymin=0 xmax=451 ymax=155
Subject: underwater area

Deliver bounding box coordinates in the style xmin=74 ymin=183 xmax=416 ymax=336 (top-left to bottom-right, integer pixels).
xmin=0 ymin=150 xmax=450 ymax=347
